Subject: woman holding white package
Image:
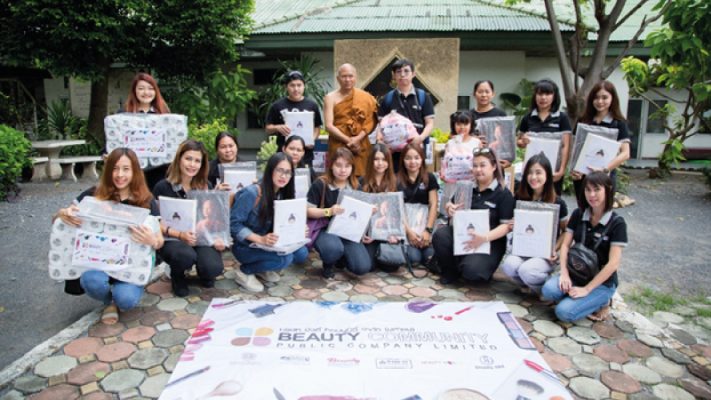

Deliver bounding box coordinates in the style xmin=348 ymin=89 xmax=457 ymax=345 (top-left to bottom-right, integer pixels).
xmin=153 ymin=140 xmax=225 ymax=297
xmin=54 ymin=148 xmax=164 ymax=325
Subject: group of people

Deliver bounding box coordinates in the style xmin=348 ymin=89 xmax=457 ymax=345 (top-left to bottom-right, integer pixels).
xmin=54 ymin=62 xmax=630 ymax=326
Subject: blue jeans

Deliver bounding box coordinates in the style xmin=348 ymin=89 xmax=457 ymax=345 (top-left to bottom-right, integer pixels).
xmin=314 ymin=232 xmax=371 ymax=275
xmin=232 ymin=244 xmax=308 ymax=274
xmin=80 ymin=270 xmax=143 ymax=311
xmin=542 ymin=275 xmax=616 ymax=322
xmin=406 ymin=245 xmax=434 ymax=265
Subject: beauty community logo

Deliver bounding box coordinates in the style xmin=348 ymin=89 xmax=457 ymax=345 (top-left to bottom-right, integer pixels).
xmin=231 ymin=327 xmax=274 ymax=347
xmin=230 ymin=325 xmax=497 ymax=352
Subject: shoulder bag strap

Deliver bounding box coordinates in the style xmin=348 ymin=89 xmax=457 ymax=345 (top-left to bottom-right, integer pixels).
xmin=319 ymin=178 xmax=327 ymax=209
xmin=592 ymin=214 xmax=617 ymax=251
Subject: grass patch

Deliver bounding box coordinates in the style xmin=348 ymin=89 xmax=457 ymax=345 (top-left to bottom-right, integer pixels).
xmin=626 ymin=287 xmax=686 ymax=313
xmin=627 ymin=287 xmax=711 ymax=319
xmin=697 ymin=308 xmax=711 ymax=318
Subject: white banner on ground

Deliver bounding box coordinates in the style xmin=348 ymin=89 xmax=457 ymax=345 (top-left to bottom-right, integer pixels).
xmin=160 ymin=300 xmax=571 ymax=400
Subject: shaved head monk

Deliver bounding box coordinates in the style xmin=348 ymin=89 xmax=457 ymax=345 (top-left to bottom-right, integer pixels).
xmin=323 ymin=64 xmax=378 ymax=177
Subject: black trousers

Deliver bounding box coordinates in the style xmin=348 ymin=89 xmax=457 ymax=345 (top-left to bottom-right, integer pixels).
xmin=159 ymin=241 xmax=224 ymax=280
xmin=432 ymin=225 xmax=506 ymax=282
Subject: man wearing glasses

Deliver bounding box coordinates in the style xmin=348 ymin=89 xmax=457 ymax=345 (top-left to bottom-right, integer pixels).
xmin=265 ymin=70 xmax=323 ymax=168
xmin=376 ymin=59 xmax=435 ymax=169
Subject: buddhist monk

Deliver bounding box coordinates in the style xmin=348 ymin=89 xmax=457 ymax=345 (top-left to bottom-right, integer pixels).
xmin=324 ymin=64 xmax=378 ymax=177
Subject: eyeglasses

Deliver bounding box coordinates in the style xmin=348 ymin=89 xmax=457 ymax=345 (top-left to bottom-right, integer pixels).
xmin=274 ymin=167 xmax=292 ymax=177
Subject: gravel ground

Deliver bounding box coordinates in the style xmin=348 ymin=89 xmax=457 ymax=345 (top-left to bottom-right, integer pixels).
xmin=0 ymin=169 xmax=708 ymax=368
xmin=0 ymin=180 xmax=98 ymax=369
xmin=613 ymin=169 xmax=711 ymax=297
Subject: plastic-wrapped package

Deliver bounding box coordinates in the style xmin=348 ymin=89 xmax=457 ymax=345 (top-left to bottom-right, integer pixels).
xmin=48 ymin=197 xmax=158 ymax=286
xmin=525 ymin=132 xmax=563 ymax=170
xmin=513 ymin=201 xmax=561 ymax=258
xmin=335 ymin=190 xmax=406 ymax=241
xmin=379 ymin=111 xmax=418 ymax=151
xmin=570 ymin=123 xmax=618 ymax=173
xmin=219 ymin=162 xmax=257 ymax=193
xmin=188 ymin=191 xmax=232 ymax=248
xmin=404 ymin=203 xmax=429 ymax=235
xmin=477 ymin=116 xmax=517 ymax=162
xmin=104 ymin=113 xmax=188 ymax=168
xmin=294 ymin=168 xmax=311 ymax=199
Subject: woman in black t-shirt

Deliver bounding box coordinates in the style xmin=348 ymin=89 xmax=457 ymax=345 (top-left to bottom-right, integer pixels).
xmin=433 ymin=147 xmax=515 ymax=284
xmin=501 ymin=154 xmax=569 ymax=293
xmin=208 ymin=131 xmax=240 ymax=188
xmin=572 ymin=80 xmax=631 ymax=200
xmin=282 ymin=135 xmax=317 ymax=182
xmin=397 ymin=144 xmax=439 ymax=266
xmin=153 ymin=140 xmax=224 ymax=297
xmin=307 ymin=147 xmax=371 ymax=278
xmin=542 ymin=172 xmax=628 ymax=322
xmin=517 ymin=79 xmax=573 ymax=195
xmin=54 ymin=148 xmax=163 ymax=325
xmin=470 ymin=80 xmax=509 ymax=169
xmin=470 ymin=80 xmax=508 ymax=122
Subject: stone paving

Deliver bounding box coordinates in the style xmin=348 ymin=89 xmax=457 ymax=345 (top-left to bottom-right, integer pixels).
xmin=1 ymin=254 xmax=711 ymax=400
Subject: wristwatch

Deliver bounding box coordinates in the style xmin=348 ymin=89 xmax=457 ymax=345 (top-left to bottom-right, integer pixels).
xmin=324 ymin=208 xmax=332 ymax=217
xmin=425 ymin=227 xmax=433 ymax=234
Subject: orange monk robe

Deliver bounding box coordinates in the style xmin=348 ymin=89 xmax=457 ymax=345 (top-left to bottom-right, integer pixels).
xmin=328 ymin=88 xmax=378 ymax=177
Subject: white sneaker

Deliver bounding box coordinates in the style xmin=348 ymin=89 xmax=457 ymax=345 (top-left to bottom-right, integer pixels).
xmin=256 ymin=271 xmax=281 ymax=283
xmin=234 ymin=269 xmax=264 ymax=293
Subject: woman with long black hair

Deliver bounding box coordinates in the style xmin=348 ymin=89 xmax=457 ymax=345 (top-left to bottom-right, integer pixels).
xmin=230 ymin=153 xmax=308 ymax=292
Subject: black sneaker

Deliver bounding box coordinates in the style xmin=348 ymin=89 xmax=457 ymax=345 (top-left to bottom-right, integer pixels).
xmin=439 ymin=275 xmax=457 ymax=285
xmin=322 ymin=265 xmax=335 ymax=279
xmin=171 ymin=272 xmax=189 ymax=297
xmin=200 ymin=278 xmax=216 ymax=288
xmin=335 ymin=258 xmax=347 ymax=270
xmin=424 ymin=257 xmax=441 ymax=274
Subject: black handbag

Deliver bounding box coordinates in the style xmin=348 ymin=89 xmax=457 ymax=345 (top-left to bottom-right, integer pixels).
xmin=567 ymin=216 xmax=616 ymax=286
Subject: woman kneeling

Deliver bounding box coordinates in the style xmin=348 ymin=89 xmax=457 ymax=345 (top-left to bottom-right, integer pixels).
xmin=542 ymin=172 xmax=628 ymax=322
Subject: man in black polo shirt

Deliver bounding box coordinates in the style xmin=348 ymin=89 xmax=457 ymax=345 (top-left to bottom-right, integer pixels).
xmin=376 ymin=59 xmax=435 ymax=169
xmin=265 ymin=70 xmax=323 ymax=168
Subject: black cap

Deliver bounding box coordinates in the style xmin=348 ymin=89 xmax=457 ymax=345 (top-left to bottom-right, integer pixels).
xmin=283 ymin=70 xmax=305 ymax=84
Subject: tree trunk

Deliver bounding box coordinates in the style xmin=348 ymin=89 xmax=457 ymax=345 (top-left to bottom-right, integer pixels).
xmin=86 ymin=69 xmax=110 ymax=148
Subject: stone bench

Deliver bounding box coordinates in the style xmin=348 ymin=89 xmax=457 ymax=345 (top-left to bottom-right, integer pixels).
xmin=31 ymin=157 xmax=49 ymax=181
xmin=57 ymin=156 xmax=102 ymax=182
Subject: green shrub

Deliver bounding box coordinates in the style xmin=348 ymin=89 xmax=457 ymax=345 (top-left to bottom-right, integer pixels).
xmin=430 ymin=128 xmax=450 ymax=144
xmin=188 ymin=118 xmax=233 ymax=160
xmin=60 ymin=121 xmax=103 ymax=157
xmin=257 ymin=136 xmax=279 ymax=171
xmin=0 ymin=125 xmax=32 ymax=200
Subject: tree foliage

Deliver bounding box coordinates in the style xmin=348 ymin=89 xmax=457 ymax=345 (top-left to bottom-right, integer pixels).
xmin=252 ymin=55 xmax=331 ymax=127
xmin=164 ymin=66 xmax=256 ymax=127
xmin=0 ymin=0 xmax=254 ymax=144
xmin=505 ymin=0 xmax=668 ymax=122
xmin=622 ymin=0 xmax=710 ymax=174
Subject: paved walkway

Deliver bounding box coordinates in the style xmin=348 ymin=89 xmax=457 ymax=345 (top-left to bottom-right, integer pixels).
xmin=1 ymin=254 xmax=710 ymax=400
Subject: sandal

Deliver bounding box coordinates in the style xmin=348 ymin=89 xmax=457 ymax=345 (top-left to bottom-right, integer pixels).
xmin=587 ymin=300 xmax=612 ymax=322
xmin=101 ymin=304 xmax=119 ymax=325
